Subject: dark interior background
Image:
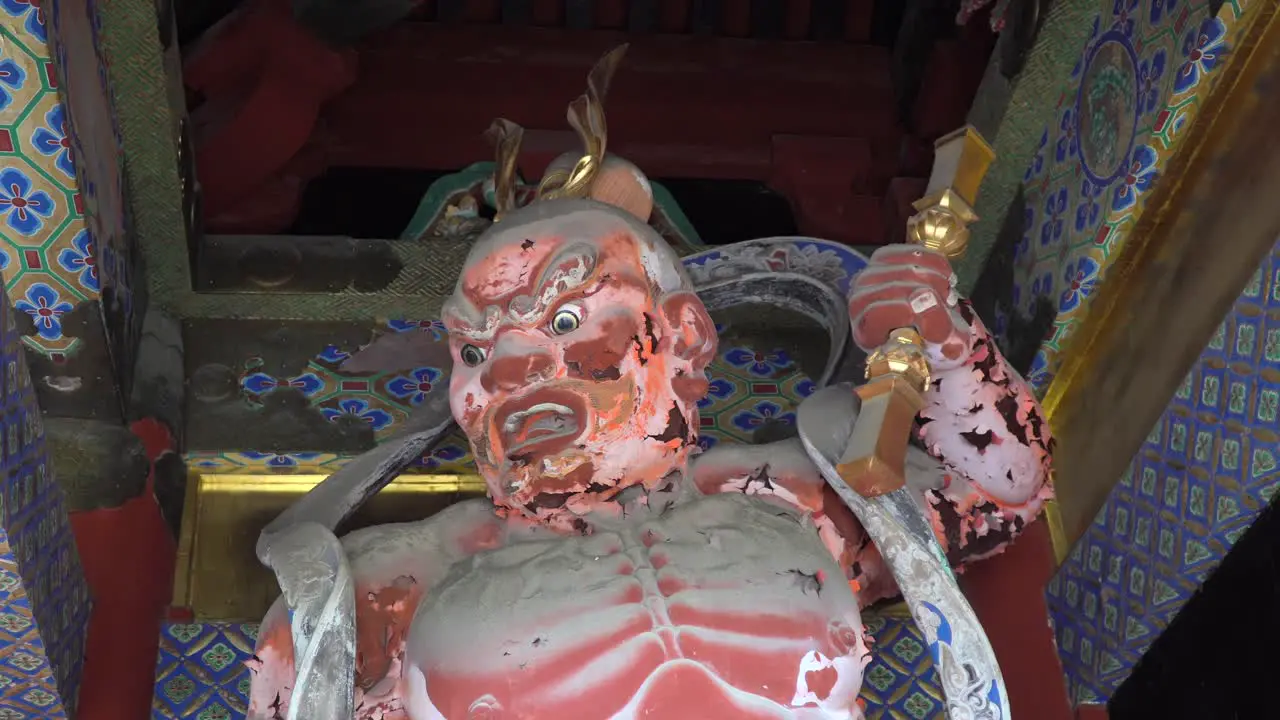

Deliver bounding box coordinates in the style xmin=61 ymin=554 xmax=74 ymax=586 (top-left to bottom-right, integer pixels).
xmin=285 ymin=167 xmax=800 ymax=245
xmin=176 ymin=0 xmax=918 ymax=51
xmin=181 ymin=0 xmax=966 ymax=246
xmin=1109 ymin=497 xmax=1280 ymax=719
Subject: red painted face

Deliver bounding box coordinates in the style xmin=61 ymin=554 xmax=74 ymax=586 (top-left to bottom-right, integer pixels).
xmin=444 ymin=211 xmax=716 ymax=528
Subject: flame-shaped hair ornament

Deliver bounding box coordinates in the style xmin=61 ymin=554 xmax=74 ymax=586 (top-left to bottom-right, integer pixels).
xmin=484 ymin=118 xmax=525 ymax=222
xmin=537 ymin=44 xmax=629 ymax=201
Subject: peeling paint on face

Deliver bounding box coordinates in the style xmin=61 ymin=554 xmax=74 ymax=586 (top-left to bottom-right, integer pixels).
xmin=460 ymin=241 xmax=547 ymax=302
xmin=445 ymin=208 xmax=717 ymax=531
xmin=563 ymin=313 xmax=640 ymax=381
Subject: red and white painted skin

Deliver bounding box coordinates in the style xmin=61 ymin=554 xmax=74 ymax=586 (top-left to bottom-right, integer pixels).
xmin=246 ymin=171 xmax=1053 ymax=720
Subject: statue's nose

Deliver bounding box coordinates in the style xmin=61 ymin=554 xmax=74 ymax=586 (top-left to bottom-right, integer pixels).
xmin=483 ymin=339 xmax=556 ymax=393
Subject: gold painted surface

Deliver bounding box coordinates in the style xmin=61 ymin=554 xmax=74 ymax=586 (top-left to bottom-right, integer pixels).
xmin=906 ymin=204 xmax=973 ymax=259
xmin=937 ymin=126 xmax=996 ymax=208
xmin=865 ymin=328 xmax=931 ymax=391
xmin=839 ymin=378 xmax=928 ymax=498
xmin=911 ymin=127 xmax=992 ymax=259
xmin=1043 ymin=3 xmax=1280 ymax=544
xmin=875 ymin=600 xmax=913 ymax=619
xmin=174 ymin=473 xmax=487 ymax=621
xmin=1042 ymin=498 xmax=1069 ymax=567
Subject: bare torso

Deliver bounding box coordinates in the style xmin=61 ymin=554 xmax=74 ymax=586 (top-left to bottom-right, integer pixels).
xmin=248 ymin=485 xmax=869 ymax=720
xmin=404 ymin=491 xmax=866 ymax=720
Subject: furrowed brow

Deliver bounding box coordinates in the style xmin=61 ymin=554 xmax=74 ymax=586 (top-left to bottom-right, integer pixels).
xmin=444 ymin=304 xmax=501 ymax=342
xmin=512 ymin=247 xmax=597 ymax=322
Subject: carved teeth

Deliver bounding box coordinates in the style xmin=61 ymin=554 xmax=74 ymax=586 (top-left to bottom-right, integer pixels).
xmin=503 ymin=403 xmax=575 ymax=435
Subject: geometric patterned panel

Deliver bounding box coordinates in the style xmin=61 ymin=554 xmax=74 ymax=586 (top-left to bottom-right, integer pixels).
xmin=0 ymin=535 xmax=76 ymax=719
xmin=1012 ymin=0 xmax=1261 ymax=392
xmin=0 ymin=1 xmax=104 ymax=358
xmin=859 ymin=613 xmax=946 ymax=720
xmin=152 ymin=622 xmax=258 ymax=720
xmin=1047 ymin=238 xmax=1280 ymax=704
xmin=0 ymin=261 xmax=91 ymax=715
xmin=47 ymin=0 xmax=141 ymax=384
xmin=152 ymin=612 xmax=944 ymax=719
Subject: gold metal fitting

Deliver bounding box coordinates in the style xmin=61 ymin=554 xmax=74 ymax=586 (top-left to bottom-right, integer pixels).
xmin=864 ymin=328 xmax=931 ymax=393
xmin=928 ymin=126 xmax=995 ymax=209
xmin=906 ymin=205 xmax=969 ymax=258
xmin=906 ymin=188 xmax=978 ymax=259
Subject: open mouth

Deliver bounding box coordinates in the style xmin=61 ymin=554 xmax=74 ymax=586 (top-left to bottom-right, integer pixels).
xmin=504 ymin=403 xmax=579 ymax=449
xmin=495 ymin=389 xmax=589 ymax=458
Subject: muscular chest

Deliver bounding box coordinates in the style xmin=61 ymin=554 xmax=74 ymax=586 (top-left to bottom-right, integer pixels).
xmin=409 ymin=494 xmax=866 ymax=719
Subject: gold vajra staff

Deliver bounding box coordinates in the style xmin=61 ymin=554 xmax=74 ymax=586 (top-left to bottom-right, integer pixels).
xmin=797 ymin=126 xmax=1010 ymax=720
xmin=837 ymin=126 xmax=995 ymax=497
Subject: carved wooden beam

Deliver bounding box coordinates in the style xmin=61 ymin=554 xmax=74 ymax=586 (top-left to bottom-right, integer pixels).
xmin=1045 ymin=4 xmax=1280 ymax=542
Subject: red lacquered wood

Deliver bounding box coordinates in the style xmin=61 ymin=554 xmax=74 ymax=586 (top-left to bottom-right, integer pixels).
xmin=532 ymin=0 xmax=564 ymax=25
xmin=410 ymin=0 xmax=438 ymax=20
xmin=844 ymin=0 xmax=873 ymax=41
xmin=722 ymin=0 xmax=750 ymax=36
xmin=595 ymin=0 xmax=628 ymax=28
xmin=658 ymin=0 xmax=690 ymax=33
xmin=73 ymin=420 xmax=177 ymax=720
xmin=785 ymin=0 xmax=812 ymax=39
xmin=960 ymin=521 xmax=1075 ymax=720
xmin=465 ymin=0 xmax=501 ymax=22
xmin=333 ymin=24 xmax=895 ymax=154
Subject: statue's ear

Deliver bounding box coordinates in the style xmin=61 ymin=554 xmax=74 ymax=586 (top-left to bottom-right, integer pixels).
xmin=539 ymin=152 xmax=655 ymax=223
xmin=661 ymin=291 xmax=717 ymax=367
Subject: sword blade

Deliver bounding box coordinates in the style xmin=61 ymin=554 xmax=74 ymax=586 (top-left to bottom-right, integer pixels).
xmin=796 ymin=390 xmax=1011 ymax=720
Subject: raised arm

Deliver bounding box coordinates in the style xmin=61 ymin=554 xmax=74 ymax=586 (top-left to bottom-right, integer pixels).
xmin=918 ymin=301 xmax=1054 ymax=562
xmin=846 ymin=245 xmax=1054 ymax=567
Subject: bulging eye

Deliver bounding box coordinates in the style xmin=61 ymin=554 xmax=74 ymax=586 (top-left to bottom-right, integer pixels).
xmin=460 ymin=344 xmax=487 ymax=367
xmin=550 ymin=305 xmax=583 ymax=335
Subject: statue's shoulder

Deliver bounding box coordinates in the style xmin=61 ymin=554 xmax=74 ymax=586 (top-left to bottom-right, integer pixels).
xmin=692 ymin=437 xmax=813 ymax=480
xmin=691 ymin=383 xmax=858 ymax=491
xmin=340 ymin=496 xmax=502 ymax=564
xmin=690 ymin=437 xmax=828 ymax=512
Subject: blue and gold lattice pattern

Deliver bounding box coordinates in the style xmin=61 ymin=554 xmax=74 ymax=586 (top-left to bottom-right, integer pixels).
xmin=860 ymin=613 xmax=946 ymax=719
xmin=1047 ymin=240 xmax=1280 ymax=703
xmin=152 ymin=613 xmax=943 ymax=719
xmin=0 ymin=273 xmax=91 ymax=715
xmin=152 ymin=622 xmax=258 ymax=720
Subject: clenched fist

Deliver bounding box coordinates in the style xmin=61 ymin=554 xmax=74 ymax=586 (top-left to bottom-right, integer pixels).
xmin=847 ymin=245 xmax=975 ymax=371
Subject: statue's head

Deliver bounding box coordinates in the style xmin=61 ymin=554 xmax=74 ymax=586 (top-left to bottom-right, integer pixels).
xmin=442 ymin=156 xmax=718 ymax=526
